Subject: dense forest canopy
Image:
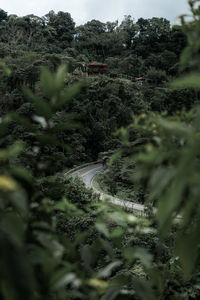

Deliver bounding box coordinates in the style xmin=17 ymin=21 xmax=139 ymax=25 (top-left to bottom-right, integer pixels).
xmin=1 ymin=1 xmax=200 ymax=299
xmin=0 ymin=7 xmax=191 ymax=164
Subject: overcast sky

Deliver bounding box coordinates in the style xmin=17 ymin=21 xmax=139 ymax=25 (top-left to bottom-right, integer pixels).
xmin=1 ymin=0 xmax=189 ymax=25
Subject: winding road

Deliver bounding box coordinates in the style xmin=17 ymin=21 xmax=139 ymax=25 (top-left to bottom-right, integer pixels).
xmin=69 ymin=163 xmax=104 ymax=188
xmin=67 ymin=163 xmax=182 ymax=219
xmin=68 ymin=163 xmax=146 ymax=213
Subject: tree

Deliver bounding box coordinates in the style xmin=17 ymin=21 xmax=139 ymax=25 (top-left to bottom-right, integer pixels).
xmin=0 ymin=8 xmax=8 ymax=24
xmin=44 ymin=11 xmax=75 ymax=47
xmin=145 ymin=67 xmax=167 ymax=85
xmin=0 ymin=14 xmax=48 ymax=51
xmin=144 ymin=50 xmax=177 ymax=75
xmin=119 ymin=15 xmax=138 ymax=50
xmin=170 ymin=25 xmax=187 ymax=56
xmin=75 ymin=19 xmax=107 ymax=59
xmin=135 ymin=17 xmax=171 ymax=57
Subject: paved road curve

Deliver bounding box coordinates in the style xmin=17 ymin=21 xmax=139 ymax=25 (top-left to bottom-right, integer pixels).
xmin=67 ymin=163 xmax=182 ymax=218
xmin=69 ymin=163 xmax=104 ymax=187
xmin=68 ymin=163 xmax=146 ymax=213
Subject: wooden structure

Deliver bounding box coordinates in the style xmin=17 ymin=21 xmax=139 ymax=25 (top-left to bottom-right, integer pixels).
xmin=88 ymin=62 xmax=108 ymax=76
xmin=136 ymin=77 xmax=144 ymax=85
xmin=71 ymin=62 xmax=144 ymax=86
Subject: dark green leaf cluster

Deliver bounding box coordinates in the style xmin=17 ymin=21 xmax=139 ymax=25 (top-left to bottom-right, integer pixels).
xmin=1 ymin=1 xmax=200 ymax=299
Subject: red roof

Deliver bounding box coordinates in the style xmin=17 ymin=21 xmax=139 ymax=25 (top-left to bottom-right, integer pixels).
xmin=88 ymin=62 xmax=108 ymax=67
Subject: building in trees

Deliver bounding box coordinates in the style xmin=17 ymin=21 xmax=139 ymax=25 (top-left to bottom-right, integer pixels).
xmin=88 ymin=62 xmax=108 ymax=76
xmin=72 ymin=62 xmax=109 ymax=77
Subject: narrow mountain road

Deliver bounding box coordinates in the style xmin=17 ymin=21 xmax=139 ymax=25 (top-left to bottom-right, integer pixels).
xmin=67 ymin=163 xmax=181 ymax=218
xmin=69 ymin=163 xmax=104 ymax=188
xmin=68 ymin=163 xmax=146 ymax=213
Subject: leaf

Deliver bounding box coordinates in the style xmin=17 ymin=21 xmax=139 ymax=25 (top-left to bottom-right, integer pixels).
xmin=88 ymin=278 xmax=109 ymax=290
xmin=55 ymin=65 xmax=67 ymax=91
xmin=0 ymin=122 xmax=8 ymax=137
xmin=100 ymin=239 xmax=115 ymax=259
xmin=110 ymin=227 xmax=124 ymax=239
xmin=11 ymin=190 xmax=28 ymax=216
xmin=51 ymin=272 xmax=76 ymax=291
xmin=176 ymin=220 xmax=200 ymax=280
xmin=171 ymin=73 xmax=200 ymax=90
xmin=10 ymin=167 xmax=33 ymax=184
xmin=101 ymin=286 xmax=120 ymax=300
xmin=81 ymin=245 xmax=91 ymax=270
xmin=37 ymin=234 xmax=64 ymax=259
xmin=8 ymin=141 xmax=24 ymax=157
xmin=24 ymin=88 xmax=52 ymax=119
xmin=53 ymin=197 xmax=83 ymax=215
xmin=0 ymin=142 xmax=25 ymax=160
xmin=11 ymin=113 xmax=36 ymax=132
xmin=123 ymin=247 xmax=153 ymax=268
xmin=148 ymin=167 xmax=174 ymax=201
xmin=133 ymin=278 xmax=156 ymax=300
xmin=1 ymin=213 xmax=25 ymax=247
xmin=0 ymin=235 xmax=35 ymax=300
xmin=40 ymin=66 xmax=56 ymax=98
xmin=109 ymin=212 xmax=127 ymax=227
xmin=109 ymin=149 xmax=123 ymax=165
xmin=0 ymin=60 xmax=11 ymax=76
xmin=0 ymin=175 xmax=18 ymax=191
xmin=158 ymin=118 xmax=191 ymax=137
xmin=133 ymin=247 xmax=153 ymax=268
xmin=97 ymin=261 xmax=122 ymax=279
xmin=55 ymin=82 xmax=83 ymax=109
xmin=95 ymin=223 xmax=109 ymax=238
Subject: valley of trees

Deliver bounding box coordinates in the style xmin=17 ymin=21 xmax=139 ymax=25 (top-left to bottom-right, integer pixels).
xmin=1 ymin=0 xmax=200 ymax=299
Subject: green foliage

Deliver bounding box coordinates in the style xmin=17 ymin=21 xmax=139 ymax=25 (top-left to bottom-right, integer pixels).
xmin=0 ymin=60 xmax=11 ymax=77
xmin=145 ymin=67 xmax=167 ymax=85
xmin=130 ymin=109 xmax=200 ymax=281
xmin=0 ymin=9 xmax=8 ymax=23
xmin=44 ymin=11 xmax=75 ymax=46
xmin=1 ymin=60 xmax=189 ymax=300
xmin=96 ymin=155 xmax=137 ymax=202
xmin=1 ymin=1 xmax=200 ymax=299
xmin=0 ymin=62 xmax=157 ymax=299
xmin=171 ymin=72 xmax=200 ymax=89
xmin=110 ymin=2 xmax=200 ymax=282
xmin=0 ymin=65 xmax=86 ymax=299
xmin=92 ymin=2 xmax=200 ymax=296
